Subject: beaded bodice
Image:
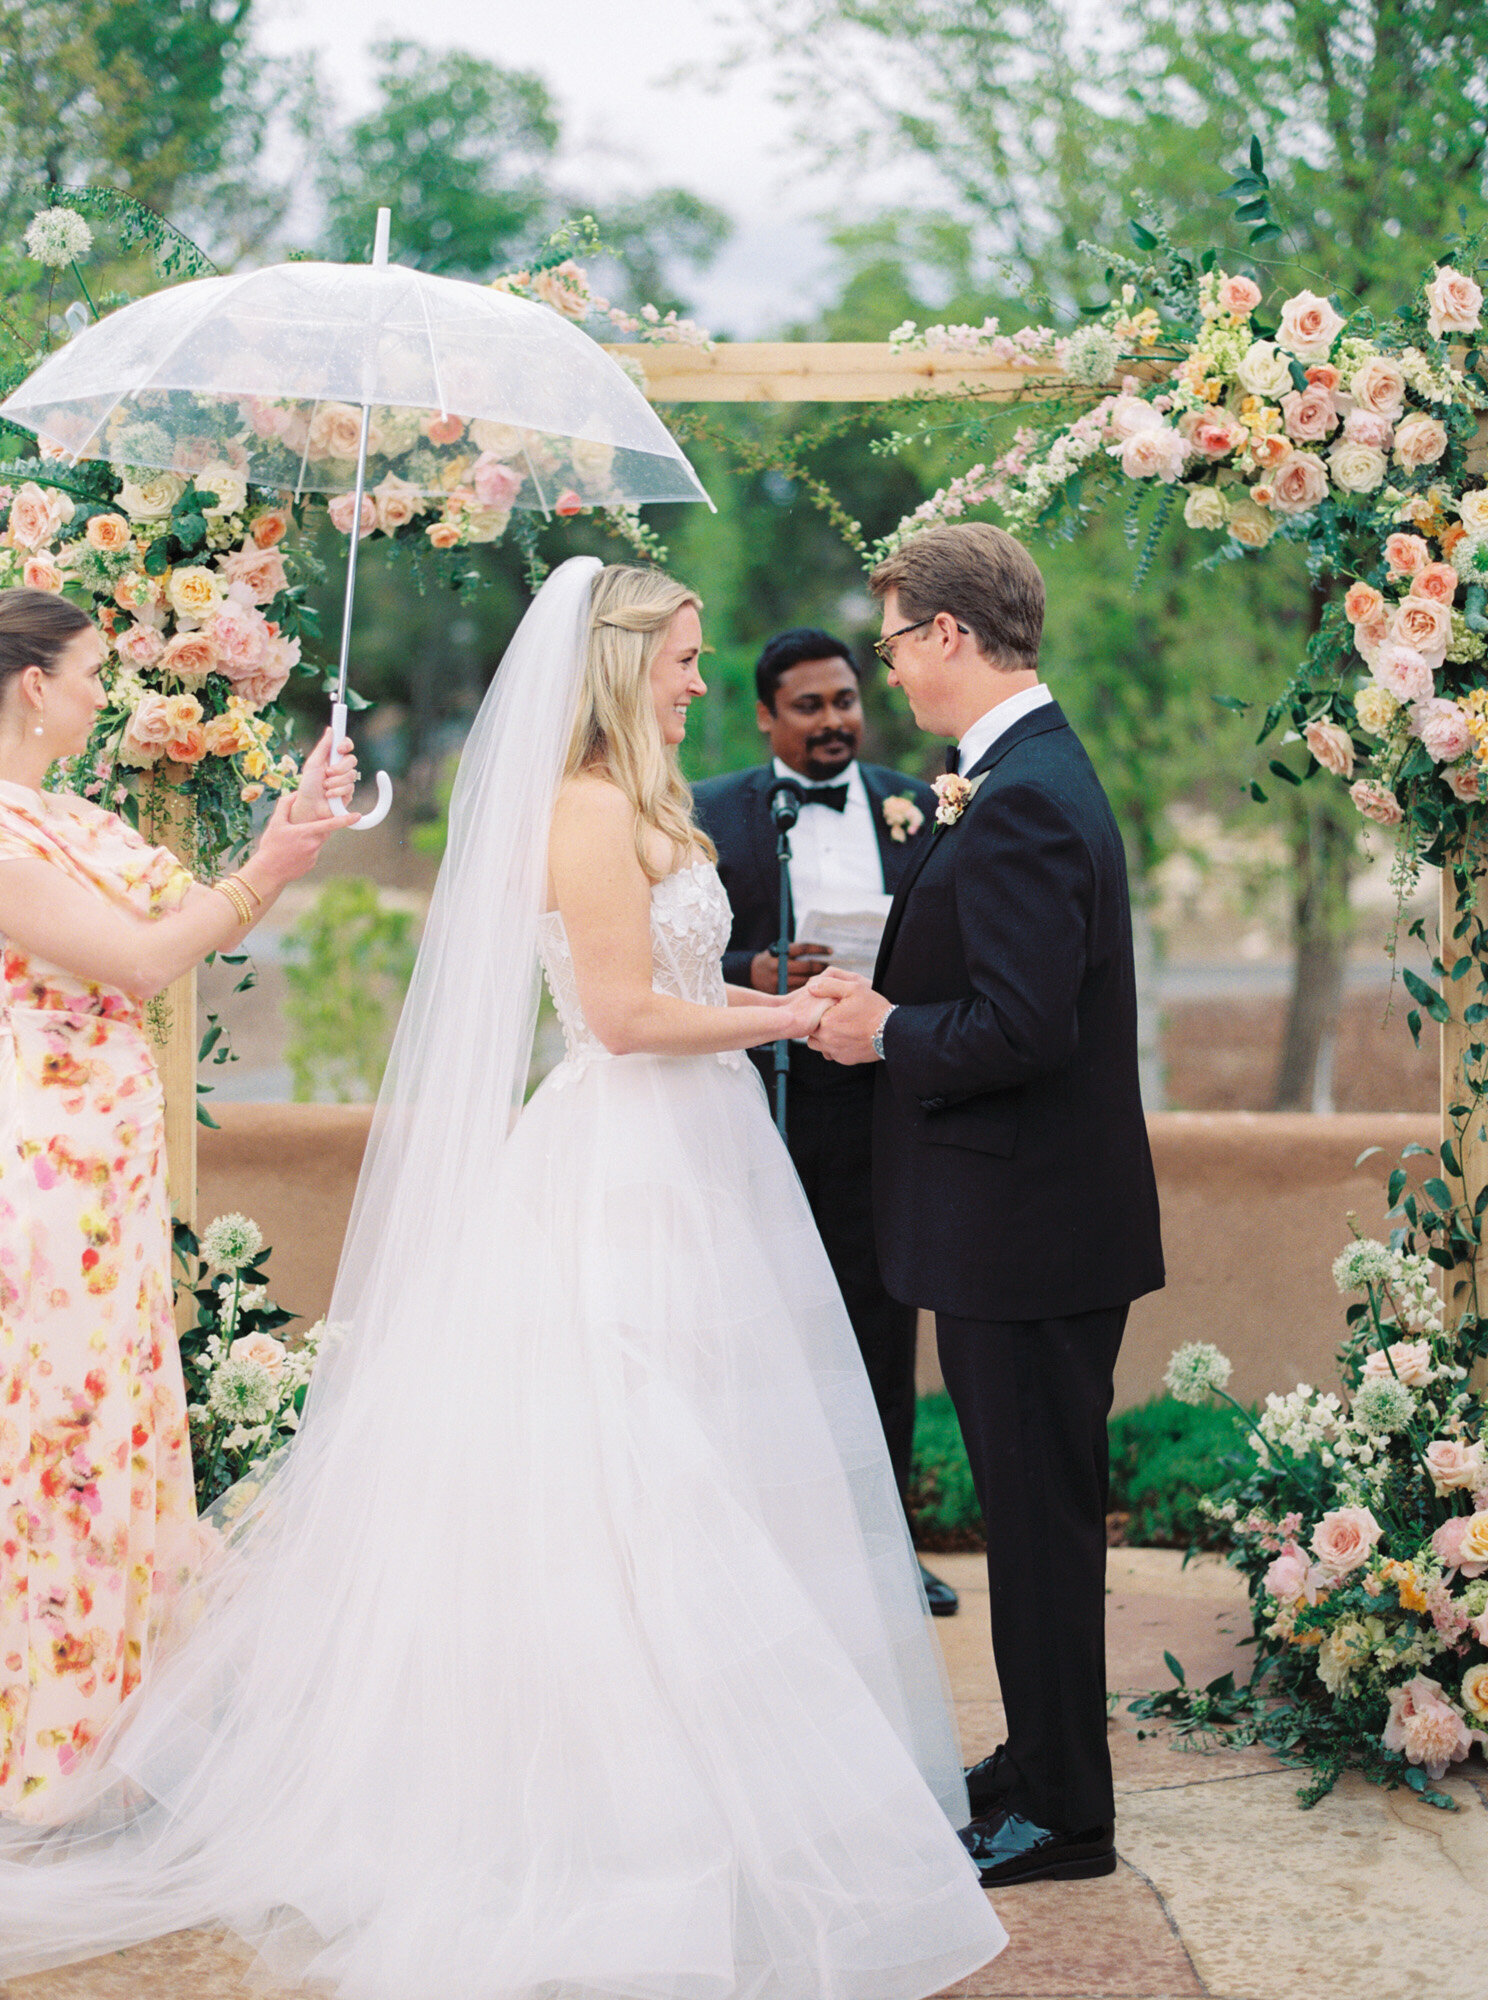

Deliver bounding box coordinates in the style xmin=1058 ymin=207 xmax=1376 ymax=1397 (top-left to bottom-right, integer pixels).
xmin=537 ymin=859 xmax=741 ymax=1078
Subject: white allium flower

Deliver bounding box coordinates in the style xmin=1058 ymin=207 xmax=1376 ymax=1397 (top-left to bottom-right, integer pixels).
xmin=1065 ymin=323 xmax=1122 ymax=386
xmin=1450 ymin=532 xmax=1488 ymax=586
xmin=200 ymin=1212 xmax=263 ymax=1273
xmin=1164 ymin=1341 xmax=1233 ymax=1405
xmin=25 ymin=206 xmax=93 ymax=268
xmin=207 ymin=1357 xmax=279 ymax=1428
xmin=1352 ymin=1375 xmax=1416 ymax=1436
xmin=1332 ymin=1238 xmax=1394 ymax=1294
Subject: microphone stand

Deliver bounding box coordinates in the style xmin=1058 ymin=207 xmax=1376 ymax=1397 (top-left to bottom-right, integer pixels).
xmin=768 ymin=782 xmax=802 ymax=1141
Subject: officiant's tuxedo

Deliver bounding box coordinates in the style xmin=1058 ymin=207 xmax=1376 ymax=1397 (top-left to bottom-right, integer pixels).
xmin=873 ymin=696 xmax=1163 ymax=1834
xmin=692 ymin=760 xmax=936 ymax=1493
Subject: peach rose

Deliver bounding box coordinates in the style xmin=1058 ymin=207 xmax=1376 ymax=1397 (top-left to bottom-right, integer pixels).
xmin=1413 ymin=698 xmax=1471 ymax=766
xmin=202 ymin=713 xmax=256 ymax=757
xmin=220 ymin=544 xmax=288 ymax=606
xmin=7 ymin=481 xmax=71 ymax=550
xmin=1354 ymin=609 xmax=1390 ymax=664
xmin=1304 ymin=717 xmax=1355 ymax=777
xmin=1383 ymin=1675 xmax=1472 ymax=1781
xmin=114 ymin=622 xmax=165 ymax=669
xmin=1345 ymin=581 xmax=1384 ymax=626
xmin=1227 ymin=498 xmax=1275 ymax=548
xmin=420 ymin=411 xmax=466 ymax=447
xmin=1413 ymin=562 xmax=1458 ymax=605
xmin=1311 ymin=1505 xmax=1383 ymax=1576
xmin=1373 ymin=643 xmax=1435 ymax=705
xmin=531 ymin=260 xmax=589 ymax=319
xmin=251 ymin=508 xmax=290 ymax=548
xmin=553 ymin=488 xmax=586 ymax=517
xmin=1265 ymin=1542 xmax=1323 ymax=1604
xmin=1328 ymin=441 xmax=1387 ymax=494
xmin=1395 ymin=414 xmax=1449 ymax=471
xmin=1426 ymin=266 xmax=1484 ymax=342
xmin=119 ymin=693 xmax=173 ymax=765
xmin=1268 ymin=451 xmax=1329 ymax=515
xmin=472 ymin=454 xmax=523 ymax=510
xmin=21 ymin=554 xmax=63 ymax=592
xmin=1385 ymin=532 xmax=1430 ymax=576
xmin=1461 ymin=1663 xmax=1488 ymax=1724
xmin=167 ymin=565 xmax=223 ymax=621
xmin=229 ymin=1332 xmax=287 ymax=1378
xmin=1342 ymin=407 xmax=1393 ymax=450
xmin=425 ymin=520 xmax=462 ymax=549
xmin=1392 ymin=595 xmax=1452 ymax=660
xmin=158 ymin=630 xmax=218 ymax=685
xmin=85 ymin=512 xmax=132 ymax=553
xmin=1361 ymin=1340 xmax=1434 ymax=1387
xmin=327 ymin=492 xmax=376 ymax=539
xmin=1280 ymin=385 xmax=1338 ymax=443
xmin=164 ymin=723 xmax=208 ymax=765
xmin=113 ymin=571 xmax=160 ymax=614
xmin=1277 ymin=289 xmax=1346 ymax=362
xmin=1306 ymin=363 xmax=1342 ymax=393
xmin=307 ymin=403 xmax=366 ymax=462
xmin=1424 ymin=1439 xmax=1488 ymax=1494
xmin=1447 ymin=762 xmax=1484 ymax=803
xmin=1350 ymin=356 xmax=1407 ymax=418
xmin=1217 ymin=273 xmax=1262 ymax=318
xmin=1248 ymin=433 xmax=1292 ymax=472
xmin=1350 ymin=778 xmax=1404 ymax=826
xmin=371 ymin=474 xmax=424 ymax=535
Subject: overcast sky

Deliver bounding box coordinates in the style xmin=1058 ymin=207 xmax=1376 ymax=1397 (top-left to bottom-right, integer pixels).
xmin=253 ymin=0 xmax=856 ymax=336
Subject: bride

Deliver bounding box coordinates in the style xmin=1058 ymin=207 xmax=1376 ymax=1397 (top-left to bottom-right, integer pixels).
xmin=0 ymin=557 xmax=1006 ymax=1999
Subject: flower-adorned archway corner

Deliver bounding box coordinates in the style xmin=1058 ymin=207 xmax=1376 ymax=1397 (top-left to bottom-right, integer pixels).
xmin=0 ymin=204 xmax=713 ymax=869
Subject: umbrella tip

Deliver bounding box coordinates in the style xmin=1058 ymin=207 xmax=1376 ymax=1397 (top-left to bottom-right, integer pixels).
xmin=373 ymin=208 xmax=391 ymax=268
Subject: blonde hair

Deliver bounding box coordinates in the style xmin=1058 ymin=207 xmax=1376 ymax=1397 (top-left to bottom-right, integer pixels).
xmin=565 ymin=564 xmax=715 ymax=882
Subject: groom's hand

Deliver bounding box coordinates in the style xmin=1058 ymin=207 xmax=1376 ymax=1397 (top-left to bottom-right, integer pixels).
xmin=805 ymin=967 xmax=892 ymax=1065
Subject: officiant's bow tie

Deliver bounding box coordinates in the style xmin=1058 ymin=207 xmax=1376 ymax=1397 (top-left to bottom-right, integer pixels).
xmin=797 ymin=783 xmax=849 ymax=811
xmin=944 ymin=744 xmax=961 ymax=776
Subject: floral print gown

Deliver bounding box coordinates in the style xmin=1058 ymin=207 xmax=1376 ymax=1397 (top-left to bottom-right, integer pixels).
xmin=0 ymin=780 xmax=198 ymax=1815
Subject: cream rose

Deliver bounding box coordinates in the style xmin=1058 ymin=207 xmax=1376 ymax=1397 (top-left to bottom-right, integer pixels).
xmin=1461 ymin=1512 xmax=1488 ymax=1567
xmin=1119 ymin=425 xmax=1190 ymax=483
xmin=1395 ymin=414 xmax=1448 ymax=471
xmin=307 ymin=403 xmax=366 ymax=462
xmin=1353 ymin=683 xmax=1399 ymax=736
xmin=229 ymin=1332 xmax=287 ymax=1378
xmin=1217 ymin=273 xmax=1262 ymax=318
xmin=1311 ymin=1505 xmax=1383 ymax=1576
xmin=1461 ymin=1663 xmax=1488 ymax=1725
xmin=1350 ymin=778 xmax=1404 ymax=826
xmin=197 ymin=464 xmax=248 ymax=517
xmin=1350 ymin=356 xmax=1407 ymax=418
xmin=371 ymin=474 xmax=424 ymax=535
xmin=1183 ymin=486 xmax=1228 ymax=531
xmin=1268 ymin=451 xmax=1329 ymax=515
xmin=1424 ymin=1439 xmax=1487 ymax=1494
xmin=467 ymin=420 xmax=527 ymax=460
xmin=168 ymin=565 xmax=224 ymax=620
xmin=1392 ymin=595 xmax=1452 ymax=660
xmin=117 ymin=471 xmax=186 ymax=521
xmin=568 ymin=436 xmax=616 ymax=486
xmin=1329 ymin=441 xmax=1388 ymax=494
xmin=1458 ymin=491 xmax=1488 ymax=536
xmin=1277 ymin=289 xmax=1346 ymax=362
xmin=85 ymin=512 xmax=132 ymax=553
xmin=1361 ymin=1340 xmax=1434 ymax=1387
xmin=1304 ymin=717 xmax=1355 ymax=777
xmin=1227 ymin=498 xmax=1275 ymax=548
xmin=1426 ymin=265 xmax=1484 ymax=341
xmin=1236 ymin=340 xmax=1294 ymax=399
xmin=1280 ymin=385 xmax=1338 ymax=443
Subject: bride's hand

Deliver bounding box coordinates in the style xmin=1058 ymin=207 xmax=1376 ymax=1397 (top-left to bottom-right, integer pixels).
xmin=773 ymin=988 xmax=831 ymax=1039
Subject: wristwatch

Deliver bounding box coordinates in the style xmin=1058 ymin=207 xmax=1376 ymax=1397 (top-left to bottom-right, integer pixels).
xmin=872 ymin=1004 xmax=897 ymax=1062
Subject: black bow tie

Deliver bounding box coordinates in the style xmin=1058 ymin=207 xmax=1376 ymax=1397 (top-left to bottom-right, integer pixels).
xmin=944 ymin=743 xmax=961 ymax=776
xmin=796 ymin=783 xmax=848 ymax=812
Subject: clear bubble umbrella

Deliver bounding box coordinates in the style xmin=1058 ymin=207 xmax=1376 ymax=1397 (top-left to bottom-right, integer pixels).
xmin=0 ymin=208 xmax=711 ymax=828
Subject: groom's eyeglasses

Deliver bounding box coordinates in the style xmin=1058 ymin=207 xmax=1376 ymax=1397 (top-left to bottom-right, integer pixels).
xmin=873 ymin=615 xmax=970 ymax=667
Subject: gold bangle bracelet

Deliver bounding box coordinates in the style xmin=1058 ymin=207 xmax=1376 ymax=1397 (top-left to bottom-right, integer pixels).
xmin=214 ymin=879 xmax=253 ymax=927
xmin=228 ymin=872 xmax=264 ymax=909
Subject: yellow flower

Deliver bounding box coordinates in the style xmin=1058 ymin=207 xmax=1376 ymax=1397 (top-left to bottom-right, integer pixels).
xmin=1381 ymin=1560 xmax=1429 ymax=1612
xmin=1459 ymin=1512 xmax=1488 ymax=1565
xmin=242 ymin=747 xmax=269 ymax=779
xmin=166 ymin=565 xmax=222 ymax=620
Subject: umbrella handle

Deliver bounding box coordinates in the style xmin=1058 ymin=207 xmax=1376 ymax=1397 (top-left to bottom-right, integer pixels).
xmin=328 ymin=699 xmax=393 ymax=830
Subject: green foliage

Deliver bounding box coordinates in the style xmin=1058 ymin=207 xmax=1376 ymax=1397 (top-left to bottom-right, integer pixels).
xmin=1108 ymin=1396 xmax=1250 ymax=1548
xmin=280 ymin=878 xmax=418 ymax=1103
xmin=906 ymin=1393 xmax=985 ymax=1551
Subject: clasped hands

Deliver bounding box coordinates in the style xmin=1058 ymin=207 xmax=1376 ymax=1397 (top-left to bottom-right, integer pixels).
xmin=802 ymin=966 xmax=893 ymax=1065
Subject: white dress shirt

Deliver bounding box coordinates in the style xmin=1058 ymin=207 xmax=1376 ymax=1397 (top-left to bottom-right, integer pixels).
xmin=772 ymin=757 xmax=884 ymax=936
xmin=955 ymin=682 xmax=1053 ymax=775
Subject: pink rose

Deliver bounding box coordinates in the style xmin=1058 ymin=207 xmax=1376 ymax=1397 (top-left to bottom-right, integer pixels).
xmin=1413 ymin=563 xmax=1459 ymax=606
xmin=1311 ymin=1504 xmax=1383 ymax=1576
xmin=1280 ymin=385 xmax=1338 ymax=443
xmin=1119 ymin=426 xmax=1191 ymax=483
xmin=6 ymin=481 xmax=69 ymax=550
xmin=1447 ymin=763 xmax=1484 ymax=804
xmin=1304 ymin=717 xmax=1355 ymax=777
xmin=219 ymin=543 xmax=288 ymax=607
xmin=1217 ymin=273 xmax=1262 ymax=317
xmin=1426 ymin=266 xmax=1483 ymax=342
xmin=158 ymin=630 xmax=218 ymax=685
xmin=21 ymin=554 xmax=63 ymax=592
xmin=1354 ymin=609 xmax=1390 ymax=664
xmin=471 ymin=454 xmax=523 ymax=510
xmin=1350 ymin=356 xmax=1407 ymax=419
xmin=531 ymin=260 xmax=590 ymax=319
xmin=1345 ymin=581 xmax=1384 ymax=626
xmin=1373 ymin=643 xmax=1435 ymax=706
xmin=1361 ymin=1340 xmax=1434 ymax=1387
xmin=328 ymin=493 xmax=376 ymax=539
xmin=1264 ymin=1542 xmax=1323 ymax=1604
xmin=119 ymin=693 xmax=173 ymax=765
xmin=1431 ymin=1517 xmax=1488 ymax=1580
xmin=1268 ymin=451 xmax=1329 ymax=515
xmin=114 ymin=621 xmax=165 ymax=669
xmin=1424 ymin=1438 xmax=1488 ymax=1494
xmin=1395 ymin=414 xmax=1449 ymax=471
xmin=229 ymin=632 xmax=297 ymax=710
xmin=1277 ymin=289 xmax=1346 ymax=362
xmin=1385 ymin=533 xmax=1430 ymax=575
xmin=1392 ymin=595 xmax=1452 ymax=661
xmin=1342 ymin=407 xmax=1393 ymax=450
xmin=204 ymin=599 xmax=270 ymax=680
xmin=1382 ymin=1675 xmax=1473 ymax=1782
xmin=371 ymin=474 xmax=424 ymax=535
xmin=1350 ymin=778 xmax=1404 ymax=827
xmin=1306 ymin=364 xmax=1342 ymax=394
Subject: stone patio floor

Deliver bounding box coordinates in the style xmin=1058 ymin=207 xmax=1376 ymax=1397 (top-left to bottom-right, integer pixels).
xmin=5 ymin=1548 xmax=1486 ymax=2000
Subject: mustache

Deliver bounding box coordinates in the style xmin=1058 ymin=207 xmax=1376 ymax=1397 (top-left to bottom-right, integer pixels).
xmin=806 ymin=729 xmax=855 ymax=749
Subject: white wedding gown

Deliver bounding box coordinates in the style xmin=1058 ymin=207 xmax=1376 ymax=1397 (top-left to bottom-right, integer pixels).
xmin=0 ymin=856 xmax=1004 ymax=2000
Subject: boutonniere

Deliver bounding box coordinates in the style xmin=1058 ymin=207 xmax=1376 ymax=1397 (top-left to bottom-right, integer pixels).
xmin=881 ymin=793 xmax=925 ymax=842
xmin=930 ymin=771 xmax=989 ymax=827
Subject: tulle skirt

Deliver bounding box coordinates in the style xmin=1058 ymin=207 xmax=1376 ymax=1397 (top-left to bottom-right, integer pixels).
xmin=0 ymin=1048 xmax=1005 ymax=1998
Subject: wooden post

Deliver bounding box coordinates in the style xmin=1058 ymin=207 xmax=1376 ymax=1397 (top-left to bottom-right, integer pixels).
xmin=141 ymin=778 xmax=197 ymax=1234
xmin=1442 ymin=848 xmax=1488 ymax=1323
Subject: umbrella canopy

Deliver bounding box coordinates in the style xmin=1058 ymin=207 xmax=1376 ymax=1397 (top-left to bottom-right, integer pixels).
xmin=0 ymin=259 xmax=709 ymax=515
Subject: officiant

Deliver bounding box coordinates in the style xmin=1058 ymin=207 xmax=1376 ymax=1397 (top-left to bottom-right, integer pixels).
xmin=692 ymin=628 xmax=955 ymax=1616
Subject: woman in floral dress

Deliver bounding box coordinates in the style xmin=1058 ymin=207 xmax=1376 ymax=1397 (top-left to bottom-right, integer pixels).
xmin=0 ymin=588 xmax=353 ymax=1816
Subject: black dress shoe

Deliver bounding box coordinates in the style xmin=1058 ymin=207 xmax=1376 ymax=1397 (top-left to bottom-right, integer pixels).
xmin=964 ymin=1743 xmax=1013 ymax=1816
xmin=919 ymin=1563 xmax=958 ymax=1616
xmin=958 ymin=1806 xmax=1116 ymax=1887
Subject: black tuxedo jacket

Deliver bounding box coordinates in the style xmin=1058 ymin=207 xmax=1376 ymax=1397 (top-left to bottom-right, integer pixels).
xmin=872 ymin=701 xmax=1164 ymax=1321
xmin=692 ymin=761 xmax=937 ymax=1090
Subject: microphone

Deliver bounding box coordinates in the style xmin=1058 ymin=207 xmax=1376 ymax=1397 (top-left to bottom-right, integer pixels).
xmin=769 ymin=779 xmax=803 ymax=830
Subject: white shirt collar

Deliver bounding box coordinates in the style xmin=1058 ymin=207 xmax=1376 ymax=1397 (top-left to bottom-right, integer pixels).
xmin=772 ymin=755 xmax=861 ymax=793
xmin=956 ymin=684 xmax=1053 ymax=774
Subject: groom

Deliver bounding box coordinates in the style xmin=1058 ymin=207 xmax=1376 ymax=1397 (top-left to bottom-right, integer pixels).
xmin=808 ymin=522 xmax=1164 ymax=1887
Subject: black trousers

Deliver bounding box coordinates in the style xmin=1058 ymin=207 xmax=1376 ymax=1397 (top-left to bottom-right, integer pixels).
xmin=784 ymin=1067 xmax=918 ymax=1494
xmin=936 ymin=1303 xmax=1128 ymax=1832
